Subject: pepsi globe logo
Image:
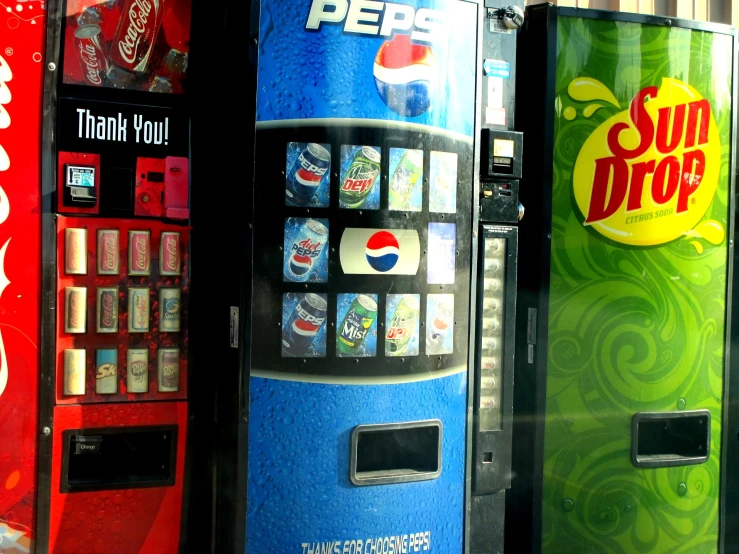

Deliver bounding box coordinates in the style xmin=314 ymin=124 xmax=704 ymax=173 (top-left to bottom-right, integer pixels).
xmin=366 ymin=231 xmax=400 ymax=272
xmin=373 ymin=34 xmax=436 ymax=118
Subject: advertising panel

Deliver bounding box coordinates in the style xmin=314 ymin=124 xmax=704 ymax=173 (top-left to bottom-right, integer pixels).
xmin=542 ymin=17 xmax=733 ymax=553
xmin=248 ymin=0 xmax=478 ymax=551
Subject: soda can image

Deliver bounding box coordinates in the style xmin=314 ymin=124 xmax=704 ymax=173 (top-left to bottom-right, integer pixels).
xmin=281 ymin=293 xmax=328 ymax=358
xmin=127 ymin=287 xmax=150 ymax=333
xmin=337 ymin=294 xmax=378 ymax=357
xmin=159 ymin=287 xmax=181 ymax=333
xmin=285 ymin=143 xmax=331 ymax=207
xmin=385 ymin=294 xmax=421 ymax=357
xmin=63 ymin=349 xmax=86 ymax=396
xmin=159 ymin=232 xmax=181 ymax=275
xmin=388 ymin=148 xmax=423 ymax=211
xmin=339 ymin=145 xmax=381 ymax=209
xmin=74 ymin=24 xmax=108 ymax=87
xmin=429 ymin=151 xmax=458 ymax=214
xmin=97 ymin=229 xmax=120 ymax=275
xmin=65 ymin=228 xmax=88 ymax=275
xmin=109 ymin=0 xmax=165 ymax=74
xmin=283 ymin=218 xmax=328 ymax=283
xmin=158 ymin=348 xmax=180 ymax=392
xmin=64 ymin=286 xmax=87 ymax=334
xmin=128 ymin=230 xmax=151 ymax=276
xmin=96 ymin=286 xmax=119 ymax=333
xmin=95 ymin=348 xmax=118 ymax=395
xmin=127 ymin=348 xmax=149 ymax=393
xmin=426 ymin=294 xmax=454 ymax=355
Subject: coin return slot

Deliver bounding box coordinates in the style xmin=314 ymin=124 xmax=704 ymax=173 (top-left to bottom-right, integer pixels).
xmin=631 ymin=410 xmax=710 ymax=468
xmin=62 ymin=426 xmax=177 ymax=493
xmin=351 ymin=420 xmax=442 ymax=486
xmin=482 ymin=452 xmax=493 ymax=464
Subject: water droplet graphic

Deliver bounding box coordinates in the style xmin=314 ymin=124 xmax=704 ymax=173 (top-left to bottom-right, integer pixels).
xmin=624 ymin=504 xmax=632 ymax=513
xmin=568 ymin=77 xmax=620 ymax=107
xmin=565 ymin=418 xmax=574 ymax=427
xmin=584 ymin=104 xmax=604 ymax=117
xmin=564 ymin=107 xmax=576 ymax=121
xmin=562 ymin=498 xmax=575 ymax=512
xmin=677 ymin=482 xmax=688 ymax=496
xmin=677 ymin=398 xmax=687 ymax=410
xmin=685 ymin=219 xmax=725 ymax=246
xmin=690 ymin=240 xmax=704 ymax=254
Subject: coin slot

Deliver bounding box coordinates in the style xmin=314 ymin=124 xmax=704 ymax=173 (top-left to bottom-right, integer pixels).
xmin=631 ymin=410 xmax=710 ymax=468
xmin=482 ymin=451 xmax=493 ymax=464
xmin=351 ymin=420 xmax=442 ymax=486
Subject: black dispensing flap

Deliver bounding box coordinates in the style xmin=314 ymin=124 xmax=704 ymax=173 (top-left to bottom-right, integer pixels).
xmin=350 ymin=420 xmax=442 ymax=486
xmin=631 ymin=410 xmax=710 ymax=468
xmin=61 ymin=426 xmax=177 ymax=493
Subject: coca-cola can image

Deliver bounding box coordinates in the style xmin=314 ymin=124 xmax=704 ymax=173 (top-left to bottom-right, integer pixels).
xmin=127 ymin=287 xmax=150 ymax=333
xmin=96 ymin=287 xmax=119 ymax=333
xmin=64 ymin=286 xmax=87 ymax=334
xmin=128 ymin=230 xmax=151 ymax=276
xmin=157 ymin=348 xmax=180 ymax=392
xmin=127 ymin=348 xmax=149 ymax=393
xmin=159 ymin=232 xmax=180 ymax=275
xmin=110 ymin=0 xmax=165 ymax=74
xmin=64 ymin=349 xmax=86 ymax=396
xmin=65 ymin=228 xmax=88 ymax=275
xmin=74 ymin=25 xmax=108 ymax=87
xmin=97 ymin=229 xmax=120 ymax=274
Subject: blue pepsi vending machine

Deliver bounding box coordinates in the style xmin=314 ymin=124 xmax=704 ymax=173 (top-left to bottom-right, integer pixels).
xmin=221 ymin=0 xmax=508 ymax=552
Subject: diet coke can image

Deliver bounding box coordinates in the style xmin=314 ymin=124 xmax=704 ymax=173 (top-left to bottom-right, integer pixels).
xmin=74 ymin=25 xmax=108 ymax=87
xmin=65 ymin=228 xmax=87 ymax=275
xmin=65 ymin=287 xmax=88 ymax=334
xmin=110 ymin=0 xmax=165 ymax=74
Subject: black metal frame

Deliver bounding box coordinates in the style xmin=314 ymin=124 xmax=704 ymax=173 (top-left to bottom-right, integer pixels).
xmin=509 ymin=4 xmax=738 ymax=554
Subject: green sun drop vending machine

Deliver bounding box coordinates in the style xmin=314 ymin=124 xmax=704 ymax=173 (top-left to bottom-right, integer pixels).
xmin=510 ymin=5 xmax=737 ymax=553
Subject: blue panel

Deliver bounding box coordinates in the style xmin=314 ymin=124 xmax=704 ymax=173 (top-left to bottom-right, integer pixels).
xmin=257 ymin=0 xmax=477 ymax=136
xmin=247 ymin=373 xmax=467 ymax=554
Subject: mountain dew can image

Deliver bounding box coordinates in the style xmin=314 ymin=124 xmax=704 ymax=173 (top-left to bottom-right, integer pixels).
xmin=386 ymin=294 xmax=420 ymax=356
xmin=389 ymin=149 xmax=423 ymax=211
xmin=337 ymin=294 xmax=377 ymax=356
xmin=339 ymin=146 xmax=381 ymax=209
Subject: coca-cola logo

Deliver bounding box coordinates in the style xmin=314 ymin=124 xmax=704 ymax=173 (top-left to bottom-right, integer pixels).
xmin=68 ymin=292 xmax=83 ymax=328
xmin=133 ymin=237 xmax=149 ymax=270
xmin=118 ymin=0 xmax=155 ymax=64
xmin=101 ymin=293 xmax=116 ymax=327
xmin=102 ymin=234 xmax=117 ymax=270
xmin=79 ymin=41 xmax=103 ymax=85
xmin=164 ymin=237 xmax=178 ymax=271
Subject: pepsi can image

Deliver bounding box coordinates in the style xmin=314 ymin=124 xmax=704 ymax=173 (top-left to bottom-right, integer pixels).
xmin=283 ymin=218 xmax=328 ymax=283
xmin=282 ymin=293 xmax=328 ymax=357
xmin=285 ymin=143 xmax=331 ymax=207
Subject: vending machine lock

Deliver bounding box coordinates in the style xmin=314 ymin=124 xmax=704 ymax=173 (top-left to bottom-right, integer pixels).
xmin=63 ymin=164 xmax=97 ymax=207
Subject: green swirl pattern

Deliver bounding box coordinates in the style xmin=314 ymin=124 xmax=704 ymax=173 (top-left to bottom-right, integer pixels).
xmin=542 ymin=17 xmax=732 ymax=554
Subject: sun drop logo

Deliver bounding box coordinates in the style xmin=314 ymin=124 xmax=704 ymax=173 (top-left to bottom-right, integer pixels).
xmin=573 ymin=77 xmax=723 ymax=247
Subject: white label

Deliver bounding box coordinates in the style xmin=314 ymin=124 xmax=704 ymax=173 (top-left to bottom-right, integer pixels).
xmin=230 ymin=306 xmax=239 ymax=348
xmin=487 ymin=77 xmax=504 ymax=109
xmin=485 ymin=107 xmax=506 ymax=126
xmin=300 ymin=530 xmax=431 ymax=553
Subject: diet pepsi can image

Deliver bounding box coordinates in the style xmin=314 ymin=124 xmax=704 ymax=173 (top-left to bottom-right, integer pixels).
xmin=283 ymin=218 xmax=328 ymax=283
xmin=282 ymin=293 xmax=328 ymax=358
xmin=339 ymin=145 xmax=381 ymax=209
xmin=285 ymin=143 xmax=331 ymax=207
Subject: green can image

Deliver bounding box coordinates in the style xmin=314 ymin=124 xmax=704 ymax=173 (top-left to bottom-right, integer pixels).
xmin=389 ymin=149 xmax=423 ymax=211
xmin=385 ymin=294 xmax=420 ymax=356
xmin=339 ymin=146 xmax=381 ymax=209
xmin=337 ymin=294 xmax=377 ymax=356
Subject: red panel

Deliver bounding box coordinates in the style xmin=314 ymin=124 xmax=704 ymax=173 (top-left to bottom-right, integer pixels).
xmin=57 ymin=152 xmax=101 ymax=215
xmin=56 ymin=216 xmax=190 ymax=404
xmin=49 ymin=402 xmax=187 ymax=554
xmin=0 ymin=2 xmax=45 ymax=550
xmin=134 ymin=158 xmax=165 ymax=218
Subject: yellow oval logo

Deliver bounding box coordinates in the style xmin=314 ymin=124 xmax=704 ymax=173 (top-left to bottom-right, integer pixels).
xmin=573 ymin=78 xmax=721 ymax=246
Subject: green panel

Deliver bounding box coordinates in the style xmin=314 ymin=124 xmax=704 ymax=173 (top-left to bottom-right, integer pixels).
xmin=542 ymin=16 xmax=733 ymax=554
